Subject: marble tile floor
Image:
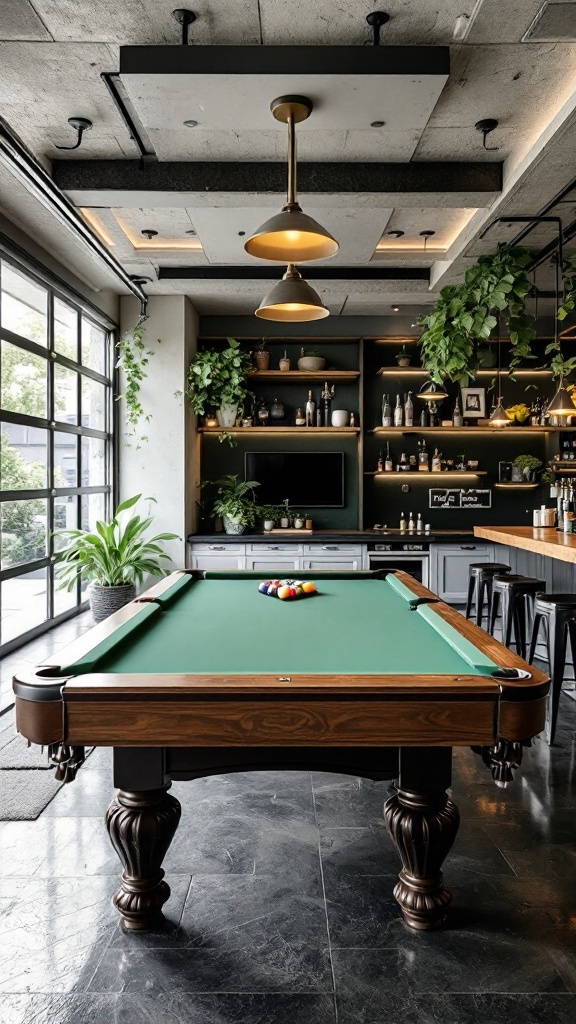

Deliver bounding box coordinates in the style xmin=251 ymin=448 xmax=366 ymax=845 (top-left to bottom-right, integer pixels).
xmin=0 ymin=696 xmax=575 ymax=1023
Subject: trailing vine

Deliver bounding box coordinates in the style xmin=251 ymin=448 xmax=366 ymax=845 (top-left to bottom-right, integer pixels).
xmin=115 ymin=324 xmax=161 ymax=448
xmin=551 ymin=255 xmax=576 ymax=379
xmin=419 ymin=244 xmax=536 ymax=383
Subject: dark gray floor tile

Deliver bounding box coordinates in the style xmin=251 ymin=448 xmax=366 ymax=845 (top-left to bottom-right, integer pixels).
xmin=336 ymin=992 xmax=576 ymax=1024
xmin=311 ymin=773 xmax=389 ymax=828
xmin=325 ymin=873 xmax=400 ymax=947
xmin=320 ymin=826 xmax=398 ymax=878
xmin=40 ymin=768 xmax=114 ymax=818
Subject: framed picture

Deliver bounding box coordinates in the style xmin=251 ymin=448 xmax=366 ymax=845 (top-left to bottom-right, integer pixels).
xmin=460 ymin=386 xmax=486 ymax=419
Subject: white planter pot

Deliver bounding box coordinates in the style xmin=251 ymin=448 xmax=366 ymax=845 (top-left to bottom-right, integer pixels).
xmin=263 ymin=520 xmax=275 ymax=532
xmin=223 ymin=516 xmax=246 ymax=535
xmin=217 ymin=404 xmax=238 ymax=428
xmin=331 ymin=409 xmax=350 ymax=427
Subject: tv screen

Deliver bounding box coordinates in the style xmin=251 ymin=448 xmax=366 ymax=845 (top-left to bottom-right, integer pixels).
xmin=245 ymin=452 xmax=345 ymax=508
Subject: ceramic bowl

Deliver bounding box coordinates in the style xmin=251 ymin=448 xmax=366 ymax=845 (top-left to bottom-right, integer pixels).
xmin=297 ymin=356 xmax=326 ymax=372
xmin=331 ymin=409 xmax=350 ymax=427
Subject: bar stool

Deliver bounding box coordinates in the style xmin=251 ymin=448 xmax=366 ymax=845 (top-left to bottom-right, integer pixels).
xmin=528 ymin=593 xmax=576 ymax=744
xmin=465 ymin=563 xmax=511 ymax=627
xmin=489 ymin=575 xmax=545 ymax=661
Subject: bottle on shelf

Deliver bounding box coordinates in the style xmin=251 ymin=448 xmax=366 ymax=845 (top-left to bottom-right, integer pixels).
xmin=453 ymin=396 xmax=463 ymax=428
xmin=432 ymin=448 xmax=442 ymax=472
xmin=399 ymin=451 xmax=409 ymax=471
xmin=384 ymin=442 xmax=393 ymax=472
xmin=257 ymin=399 xmax=270 ymax=425
xmin=305 ymin=389 xmax=316 ymax=427
xmin=404 ymin=391 xmax=414 ymax=427
xmin=409 ymin=454 xmax=417 ymax=471
xmin=416 ymin=513 xmax=423 ymax=533
xmin=399 ymin=511 xmax=407 ymax=532
xmin=377 ymin=449 xmax=384 ymax=473
xmin=382 ymin=394 xmax=392 ymax=428
xmin=321 ymin=381 xmax=335 ymax=427
xmin=295 ymin=407 xmax=306 ymax=427
xmin=418 ymin=439 xmax=429 ymax=472
xmin=408 ymin=511 xmax=415 ymax=533
xmin=420 ymin=405 xmax=429 ymax=428
xmin=316 ymin=408 xmax=322 ymax=427
xmin=394 ymin=394 xmax=403 ymax=427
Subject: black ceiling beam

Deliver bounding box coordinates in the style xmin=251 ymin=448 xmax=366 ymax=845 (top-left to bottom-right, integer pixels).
xmin=119 ymin=45 xmax=449 ymax=78
xmin=157 ymin=266 xmax=429 ymax=282
xmin=53 ymin=160 xmax=502 ymax=195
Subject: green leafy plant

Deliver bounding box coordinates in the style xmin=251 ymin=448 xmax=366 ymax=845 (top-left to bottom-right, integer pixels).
xmin=185 ymin=338 xmax=253 ymax=417
xmin=419 ymin=244 xmax=536 ymax=383
xmin=210 ymin=475 xmax=260 ymax=528
xmin=512 ymin=455 xmax=543 ymax=481
xmin=54 ymin=494 xmax=178 ymax=591
xmin=116 ymin=324 xmax=161 ymax=447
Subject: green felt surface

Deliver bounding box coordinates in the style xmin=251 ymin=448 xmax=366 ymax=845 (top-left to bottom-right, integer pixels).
xmin=68 ymin=575 xmax=498 ymax=678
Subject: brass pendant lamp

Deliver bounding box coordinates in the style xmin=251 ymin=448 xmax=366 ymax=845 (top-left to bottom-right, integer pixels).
xmin=245 ymin=96 xmax=339 ymax=263
xmin=255 ymin=264 xmax=329 ymax=322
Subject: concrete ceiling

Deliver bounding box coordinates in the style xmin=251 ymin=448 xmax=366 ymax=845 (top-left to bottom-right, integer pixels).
xmin=1 ymin=1 xmax=576 ymax=316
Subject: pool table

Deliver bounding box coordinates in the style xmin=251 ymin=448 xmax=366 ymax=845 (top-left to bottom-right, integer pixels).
xmin=13 ymin=570 xmax=549 ymax=933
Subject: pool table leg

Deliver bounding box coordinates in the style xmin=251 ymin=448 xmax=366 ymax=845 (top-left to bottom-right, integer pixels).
xmin=384 ymin=747 xmax=460 ymax=932
xmin=105 ymin=787 xmax=181 ymax=931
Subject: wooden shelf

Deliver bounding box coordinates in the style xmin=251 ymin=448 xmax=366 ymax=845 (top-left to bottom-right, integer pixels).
xmin=551 ymin=466 xmax=576 ymax=473
xmin=377 ymin=367 xmax=427 ymax=376
xmin=494 ymin=482 xmax=540 ymax=489
xmin=199 ymin=427 xmax=361 ymax=435
xmin=370 ymin=426 xmax=557 ymax=434
xmin=248 ymin=370 xmax=360 ymax=382
xmin=365 ymin=471 xmax=488 ymax=478
xmin=377 ymin=367 xmax=553 ymax=377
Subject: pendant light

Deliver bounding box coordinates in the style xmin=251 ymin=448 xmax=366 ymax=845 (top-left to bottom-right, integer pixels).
xmin=245 ymin=96 xmax=339 ymax=263
xmin=489 ymin=315 xmax=511 ymax=427
xmin=417 ymin=379 xmax=449 ymax=402
xmin=255 ymin=264 xmax=329 ymax=322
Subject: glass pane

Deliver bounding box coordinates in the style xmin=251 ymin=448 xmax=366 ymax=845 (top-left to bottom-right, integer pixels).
xmin=54 ymin=297 xmax=78 ymax=360
xmin=53 ymin=494 xmax=77 ymax=549
xmin=81 ymin=491 xmax=107 ymax=533
xmin=54 ymin=432 xmax=78 ymax=487
xmin=53 ymin=578 xmax=79 ymax=617
xmin=1 ymin=263 xmax=48 ymax=346
xmin=82 ymin=318 xmax=107 ymax=375
xmin=0 ymin=498 xmax=47 ymax=570
xmin=1 ymin=340 xmax=47 ymax=417
xmin=1 ymin=568 xmax=48 ymax=645
xmin=81 ymin=375 xmax=108 ymax=431
xmin=0 ymin=422 xmax=48 ymax=490
xmin=54 ymin=364 xmax=78 ymax=424
xmin=81 ymin=436 xmax=106 ymax=487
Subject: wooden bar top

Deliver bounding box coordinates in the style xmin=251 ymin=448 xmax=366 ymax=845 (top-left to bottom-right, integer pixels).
xmin=474 ymin=526 xmax=576 ymax=564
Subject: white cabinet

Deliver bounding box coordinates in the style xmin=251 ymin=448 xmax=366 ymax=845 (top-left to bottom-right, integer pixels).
xmin=189 ymin=543 xmax=245 ymax=570
xmin=246 ymin=557 xmax=301 ymax=572
xmin=302 ymin=557 xmax=362 ymax=571
xmin=431 ymin=543 xmax=494 ymax=604
xmin=189 ymin=540 xmax=367 ymax=572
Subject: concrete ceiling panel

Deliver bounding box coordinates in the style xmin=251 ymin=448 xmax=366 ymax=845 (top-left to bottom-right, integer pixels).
xmin=258 ymin=1 xmax=465 ymax=45
xmin=0 ymin=0 xmax=53 ymax=40
xmin=466 ymin=0 xmax=565 ymax=43
xmin=64 ymin=189 xmax=492 ymax=210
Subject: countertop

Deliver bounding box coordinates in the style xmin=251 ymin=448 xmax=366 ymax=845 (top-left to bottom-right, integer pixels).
xmin=188 ymin=530 xmax=475 ymax=544
xmin=474 ymin=526 xmax=576 ymax=564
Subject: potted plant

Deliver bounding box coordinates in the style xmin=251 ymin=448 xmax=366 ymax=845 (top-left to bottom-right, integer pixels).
xmin=211 ymin=475 xmax=260 ymax=535
xmin=185 ymin=338 xmax=253 ymax=429
xmin=298 ymin=347 xmax=326 ymax=372
xmin=511 ymin=455 xmax=543 ymax=482
xmin=54 ymin=494 xmax=178 ymax=623
xmin=253 ymin=339 xmax=270 ymax=371
xmin=395 ymin=345 xmax=412 ymax=367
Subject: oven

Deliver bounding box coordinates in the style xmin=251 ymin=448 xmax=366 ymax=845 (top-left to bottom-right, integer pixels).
xmin=367 ymin=541 xmax=430 ymax=587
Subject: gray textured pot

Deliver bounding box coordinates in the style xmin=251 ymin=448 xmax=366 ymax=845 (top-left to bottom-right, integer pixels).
xmin=89 ymin=583 xmax=136 ymax=623
xmin=223 ymin=517 xmax=246 ymax=535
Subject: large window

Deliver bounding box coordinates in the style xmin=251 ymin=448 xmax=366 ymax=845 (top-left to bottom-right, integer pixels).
xmin=0 ymin=254 xmax=114 ymax=653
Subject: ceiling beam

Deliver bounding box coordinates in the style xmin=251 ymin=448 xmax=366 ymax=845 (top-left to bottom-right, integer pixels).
xmin=157 ymin=267 xmax=429 ymax=281
xmin=53 ymin=160 xmax=502 ymax=196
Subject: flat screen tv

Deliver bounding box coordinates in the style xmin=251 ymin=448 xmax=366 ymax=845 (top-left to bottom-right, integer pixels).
xmin=245 ymin=451 xmax=345 ymax=508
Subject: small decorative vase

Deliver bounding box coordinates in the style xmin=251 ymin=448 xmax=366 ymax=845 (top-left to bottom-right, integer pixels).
xmin=280 ymin=516 xmax=290 ymax=529
xmin=217 ymin=404 xmax=238 ymax=428
xmin=331 ymin=409 xmax=350 ymax=427
xmin=254 ymin=350 xmax=270 ymax=371
xmin=263 ymin=519 xmax=274 ymax=532
xmin=293 ymin=517 xmax=305 ymax=529
xmin=279 ymin=353 xmax=291 ymax=372
xmin=270 ymin=398 xmax=285 ymax=421
xmin=89 ymin=583 xmax=136 ymax=624
xmin=396 ymin=351 xmax=412 ymax=367
xmin=223 ymin=517 xmax=246 ymax=535
xmin=305 ymin=518 xmax=313 ymax=530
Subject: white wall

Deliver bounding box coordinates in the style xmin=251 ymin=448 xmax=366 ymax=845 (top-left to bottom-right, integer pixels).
xmin=119 ymin=295 xmax=198 ymax=571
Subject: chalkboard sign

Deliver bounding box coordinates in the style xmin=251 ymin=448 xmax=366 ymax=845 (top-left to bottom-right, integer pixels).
xmin=429 ymin=488 xmax=492 ymax=510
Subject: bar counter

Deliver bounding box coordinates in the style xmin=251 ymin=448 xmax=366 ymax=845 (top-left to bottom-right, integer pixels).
xmin=474 ymin=526 xmax=576 ymax=565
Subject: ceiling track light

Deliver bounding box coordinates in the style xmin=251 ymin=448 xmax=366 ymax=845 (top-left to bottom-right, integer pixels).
xmin=55 ymin=117 xmax=92 ymax=151
xmin=255 ymin=264 xmax=329 ymax=322
xmin=244 ymin=96 xmax=339 ymax=263
xmin=172 ymin=8 xmax=196 ymax=45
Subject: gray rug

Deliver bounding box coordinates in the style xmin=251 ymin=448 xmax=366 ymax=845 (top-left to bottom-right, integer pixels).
xmin=0 ymin=711 xmax=62 ymax=819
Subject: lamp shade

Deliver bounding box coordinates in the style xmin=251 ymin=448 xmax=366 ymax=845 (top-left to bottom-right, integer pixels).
xmin=255 ymin=264 xmax=330 ymax=322
xmin=547 ymin=376 xmax=575 ymax=417
xmin=417 ymin=379 xmax=449 ymax=402
xmin=489 ymin=400 xmax=512 ymax=427
xmin=245 ymin=205 xmax=339 ymax=263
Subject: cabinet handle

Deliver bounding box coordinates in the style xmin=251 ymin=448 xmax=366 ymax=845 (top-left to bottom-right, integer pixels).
xmin=460 ymin=545 xmax=477 ymax=550
xmin=269 ymin=545 xmax=280 ymax=550
xmin=209 ymin=545 xmax=225 ymax=550
xmin=322 ymin=545 xmax=339 ymax=550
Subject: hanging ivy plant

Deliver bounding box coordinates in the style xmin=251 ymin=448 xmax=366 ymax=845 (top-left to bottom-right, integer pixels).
xmin=419 ymin=243 xmax=536 ymax=383
xmin=116 ymin=324 xmax=161 ymax=448
xmin=550 ymin=255 xmax=576 ymax=380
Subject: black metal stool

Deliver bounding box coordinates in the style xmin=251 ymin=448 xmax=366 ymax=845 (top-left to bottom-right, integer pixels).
xmin=528 ymin=593 xmax=576 ymax=744
xmin=489 ymin=575 xmax=545 ymax=662
xmin=465 ymin=563 xmax=511 ymax=627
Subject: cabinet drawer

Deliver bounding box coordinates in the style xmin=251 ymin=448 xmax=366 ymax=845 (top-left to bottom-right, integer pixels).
xmin=191 ymin=555 xmax=245 ymax=571
xmin=191 ymin=543 xmax=245 ymax=554
xmin=303 ymin=543 xmax=363 ymax=556
xmin=302 ymin=558 xmax=362 ymax=571
xmin=246 ymin=543 xmax=301 ymax=554
xmin=246 ymin=557 xmax=301 ymax=572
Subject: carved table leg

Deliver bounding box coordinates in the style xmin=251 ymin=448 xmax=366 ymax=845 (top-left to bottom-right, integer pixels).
xmin=105 ymin=786 xmax=181 ymax=931
xmin=384 ymin=786 xmax=460 ymax=931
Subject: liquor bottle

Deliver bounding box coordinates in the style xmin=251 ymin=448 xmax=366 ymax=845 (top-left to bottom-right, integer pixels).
xmin=409 ymin=454 xmax=417 ymax=471
xmin=382 ymin=394 xmax=392 ymax=427
xmin=295 ymin=407 xmax=306 ymax=426
xmin=399 ymin=511 xmax=407 ymax=532
xmin=540 ymin=400 xmax=549 ymax=426
xmin=420 ymin=405 xmax=429 ymax=428
xmin=416 ymin=513 xmax=423 ymax=533
xmin=418 ymin=439 xmax=429 ymax=472
xmin=399 ymin=451 xmax=409 ymax=471
xmin=408 ymin=511 xmax=415 ymax=533
xmin=453 ymin=396 xmax=463 ymax=427
xmin=404 ymin=391 xmax=414 ymax=427
xmin=432 ymin=448 xmax=442 ymax=472
xmin=321 ymin=382 xmax=335 ymax=427
xmin=384 ymin=442 xmax=393 ymax=472
xmin=305 ymin=389 xmax=316 ymax=427
xmin=316 ymin=408 xmax=322 ymax=427
xmin=394 ymin=394 xmax=403 ymax=427
xmin=377 ymin=449 xmax=384 ymax=473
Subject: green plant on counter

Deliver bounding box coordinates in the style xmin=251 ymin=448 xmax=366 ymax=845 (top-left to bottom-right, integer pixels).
xmin=185 ymin=338 xmax=253 ymax=417
xmin=419 ymin=244 xmax=536 ymax=384
xmin=116 ymin=324 xmax=161 ymax=447
xmin=210 ymin=475 xmax=260 ymax=529
xmin=512 ymin=455 xmax=543 ymax=482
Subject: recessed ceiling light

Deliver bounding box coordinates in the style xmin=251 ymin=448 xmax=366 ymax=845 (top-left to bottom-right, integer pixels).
xmin=183 ymin=119 xmax=198 ymax=128
xmin=238 ymin=230 xmax=246 ymax=236
xmin=386 ymin=230 xmax=404 ymax=238
xmin=185 ymin=229 xmax=196 ymax=235
xmin=141 ymin=229 xmax=158 ymax=240
xmin=391 ymin=305 xmax=400 ymax=312
xmin=371 ymin=120 xmax=386 ymax=128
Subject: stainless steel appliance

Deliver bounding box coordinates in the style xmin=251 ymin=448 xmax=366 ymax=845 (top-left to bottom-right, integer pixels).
xmin=367 ymin=541 xmax=430 ymax=586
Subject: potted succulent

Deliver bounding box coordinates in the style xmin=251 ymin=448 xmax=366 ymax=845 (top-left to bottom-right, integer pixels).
xmin=395 ymin=345 xmax=412 ymax=367
xmin=511 ymin=455 xmax=543 ymax=482
xmin=211 ymin=475 xmax=260 ymax=535
xmin=298 ymin=347 xmax=326 ymax=372
xmin=186 ymin=337 xmax=253 ymax=429
xmin=54 ymin=494 xmax=178 ymax=623
xmin=253 ymin=339 xmax=270 ymax=371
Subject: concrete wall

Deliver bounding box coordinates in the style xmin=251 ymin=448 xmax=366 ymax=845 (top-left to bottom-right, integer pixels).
xmin=119 ymin=295 xmax=198 ymax=571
